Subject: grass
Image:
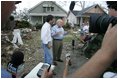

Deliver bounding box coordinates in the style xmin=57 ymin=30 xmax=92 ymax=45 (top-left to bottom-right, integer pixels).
xmin=63 ymin=34 xmax=74 ymax=43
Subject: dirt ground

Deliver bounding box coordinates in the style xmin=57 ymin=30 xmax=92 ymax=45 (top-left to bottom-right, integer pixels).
xmin=1 ymin=30 xmax=88 ymax=78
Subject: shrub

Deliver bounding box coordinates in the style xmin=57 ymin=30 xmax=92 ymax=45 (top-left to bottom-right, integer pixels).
xmin=17 ymin=20 xmax=31 ymax=28
xmin=34 ymin=23 xmax=43 ymax=30
xmin=64 ymin=22 xmax=71 ymax=29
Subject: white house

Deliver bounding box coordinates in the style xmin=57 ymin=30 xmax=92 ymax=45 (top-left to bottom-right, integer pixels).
xmin=28 ymin=1 xmax=67 ymax=25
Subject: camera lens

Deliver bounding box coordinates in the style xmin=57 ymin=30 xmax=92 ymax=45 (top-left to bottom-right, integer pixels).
xmin=89 ymin=13 xmax=117 ymax=33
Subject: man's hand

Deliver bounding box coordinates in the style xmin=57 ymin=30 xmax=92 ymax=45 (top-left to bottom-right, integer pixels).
xmin=56 ymin=31 xmax=62 ymax=35
xmin=101 ymin=24 xmax=117 ymax=58
xmin=47 ymin=42 xmax=52 ymax=49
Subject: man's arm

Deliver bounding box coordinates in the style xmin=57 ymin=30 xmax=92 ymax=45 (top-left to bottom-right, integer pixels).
xmin=51 ymin=26 xmax=62 ymax=37
xmin=70 ymin=24 xmax=117 ymax=78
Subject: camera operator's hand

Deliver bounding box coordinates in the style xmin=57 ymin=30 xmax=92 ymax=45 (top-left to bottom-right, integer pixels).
xmin=41 ymin=68 xmax=53 ymax=78
xmin=101 ymin=24 xmax=117 ymax=58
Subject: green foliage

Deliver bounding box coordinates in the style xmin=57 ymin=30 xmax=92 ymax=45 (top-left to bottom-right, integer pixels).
xmin=80 ymin=33 xmax=116 ymax=75
xmin=64 ymin=22 xmax=71 ymax=29
xmin=34 ymin=23 xmax=43 ymax=30
xmin=17 ymin=20 xmax=31 ymax=28
xmin=83 ymin=34 xmax=104 ymax=58
xmin=63 ymin=35 xmax=73 ymax=42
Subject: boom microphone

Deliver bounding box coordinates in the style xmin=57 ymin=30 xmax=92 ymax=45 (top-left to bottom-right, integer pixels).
xmin=69 ymin=1 xmax=75 ymax=11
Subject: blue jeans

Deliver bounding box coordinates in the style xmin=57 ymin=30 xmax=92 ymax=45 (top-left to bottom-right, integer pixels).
xmin=42 ymin=43 xmax=53 ymax=64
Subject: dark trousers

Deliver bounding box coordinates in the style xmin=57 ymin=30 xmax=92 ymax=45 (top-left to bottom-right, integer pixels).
xmin=53 ymin=39 xmax=63 ymax=61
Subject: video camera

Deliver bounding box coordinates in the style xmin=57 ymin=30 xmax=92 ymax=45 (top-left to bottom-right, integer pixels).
xmin=89 ymin=13 xmax=117 ymax=33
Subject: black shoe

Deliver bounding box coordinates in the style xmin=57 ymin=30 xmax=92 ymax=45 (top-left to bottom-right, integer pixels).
xmin=53 ymin=61 xmax=57 ymax=66
xmin=56 ymin=59 xmax=63 ymax=62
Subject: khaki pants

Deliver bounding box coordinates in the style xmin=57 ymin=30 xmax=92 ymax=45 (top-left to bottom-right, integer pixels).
xmin=53 ymin=39 xmax=63 ymax=61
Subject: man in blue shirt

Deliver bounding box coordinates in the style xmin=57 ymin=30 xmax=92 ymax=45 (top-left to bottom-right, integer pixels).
xmin=51 ymin=19 xmax=65 ymax=65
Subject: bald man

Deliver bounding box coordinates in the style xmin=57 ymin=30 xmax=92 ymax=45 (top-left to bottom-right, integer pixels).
xmin=51 ymin=19 xmax=65 ymax=65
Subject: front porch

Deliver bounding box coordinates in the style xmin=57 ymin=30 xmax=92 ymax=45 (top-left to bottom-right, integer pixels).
xmin=29 ymin=15 xmax=66 ymax=25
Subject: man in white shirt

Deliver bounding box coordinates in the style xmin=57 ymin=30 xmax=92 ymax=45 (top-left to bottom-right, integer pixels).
xmin=81 ymin=22 xmax=90 ymax=41
xmin=82 ymin=22 xmax=89 ymax=34
xmin=41 ymin=15 xmax=55 ymax=65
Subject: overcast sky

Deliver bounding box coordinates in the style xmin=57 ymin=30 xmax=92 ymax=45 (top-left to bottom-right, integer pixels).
xmin=15 ymin=0 xmax=107 ymax=12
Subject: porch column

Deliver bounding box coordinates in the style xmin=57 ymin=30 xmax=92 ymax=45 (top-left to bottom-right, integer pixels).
xmin=29 ymin=16 xmax=33 ymax=25
xmin=80 ymin=17 xmax=83 ymax=27
xmin=42 ymin=16 xmax=43 ymax=24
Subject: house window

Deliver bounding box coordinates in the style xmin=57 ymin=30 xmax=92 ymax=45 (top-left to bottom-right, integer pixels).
xmin=47 ymin=7 xmax=50 ymax=11
xmin=43 ymin=6 xmax=54 ymax=12
xmin=43 ymin=7 xmax=46 ymax=12
xmin=43 ymin=16 xmax=46 ymax=23
xmin=51 ymin=7 xmax=54 ymax=11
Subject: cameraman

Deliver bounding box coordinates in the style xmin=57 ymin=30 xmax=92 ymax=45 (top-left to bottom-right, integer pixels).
xmin=42 ymin=1 xmax=117 ymax=78
xmin=83 ymin=2 xmax=117 ymax=58
xmin=70 ymin=1 xmax=117 ymax=78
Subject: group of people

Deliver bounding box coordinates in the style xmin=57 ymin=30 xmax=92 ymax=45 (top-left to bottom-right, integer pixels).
xmin=1 ymin=1 xmax=117 ymax=78
xmin=41 ymin=1 xmax=117 ymax=78
xmin=80 ymin=22 xmax=89 ymax=35
xmin=80 ymin=22 xmax=92 ymax=42
xmin=41 ymin=16 xmax=66 ymax=66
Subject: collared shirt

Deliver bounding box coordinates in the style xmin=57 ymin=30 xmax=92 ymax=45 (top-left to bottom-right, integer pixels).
xmin=41 ymin=22 xmax=52 ymax=44
xmin=51 ymin=25 xmax=64 ymax=40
